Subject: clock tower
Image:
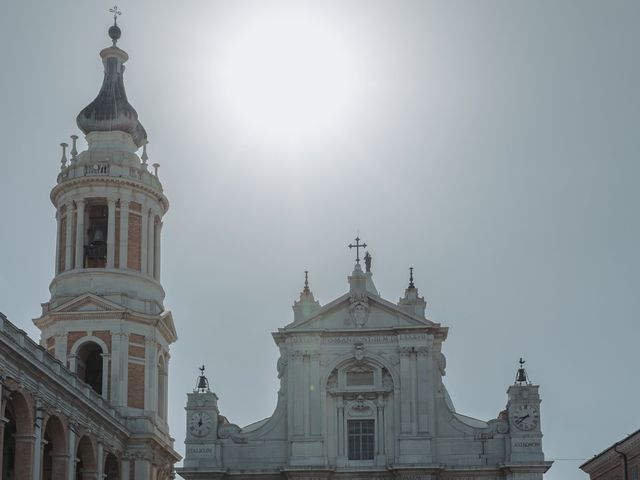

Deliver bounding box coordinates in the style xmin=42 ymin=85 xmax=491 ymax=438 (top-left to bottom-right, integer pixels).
xmin=184 ymin=367 xmax=223 ymax=473
xmin=504 ymin=359 xmax=549 ymax=479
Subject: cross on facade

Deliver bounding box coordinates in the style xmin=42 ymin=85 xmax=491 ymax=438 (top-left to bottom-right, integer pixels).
xmin=109 ymin=5 xmax=122 ymax=25
xmin=348 ymin=236 xmax=367 ymax=264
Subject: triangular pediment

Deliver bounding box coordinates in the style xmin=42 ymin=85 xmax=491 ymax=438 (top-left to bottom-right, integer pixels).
xmin=283 ymin=292 xmax=435 ymax=332
xmin=52 ymin=293 xmax=125 ymax=313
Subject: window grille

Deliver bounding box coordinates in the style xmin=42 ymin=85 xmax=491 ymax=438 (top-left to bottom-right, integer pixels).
xmin=348 ymin=419 xmax=375 ymax=460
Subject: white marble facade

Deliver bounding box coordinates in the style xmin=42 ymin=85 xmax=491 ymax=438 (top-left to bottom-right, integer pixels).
xmin=178 ymin=261 xmax=552 ymax=480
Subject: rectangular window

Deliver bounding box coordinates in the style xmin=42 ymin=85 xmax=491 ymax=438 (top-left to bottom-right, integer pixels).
xmin=348 ymin=419 xmax=375 ymax=460
xmin=346 ymin=370 xmax=374 ymax=386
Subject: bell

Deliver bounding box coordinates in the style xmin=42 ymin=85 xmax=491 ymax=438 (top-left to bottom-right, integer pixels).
xmin=197 ymin=375 xmax=209 ymax=391
xmin=91 ymin=226 xmax=105 ymax=243
xmin=515 ymin=368 xmax=528 ymax=383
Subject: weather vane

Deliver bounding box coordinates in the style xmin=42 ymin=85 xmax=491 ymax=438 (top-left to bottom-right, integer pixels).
xmin=109 ymin=5 xmax=122 ymax=26
xmin=348 ymin=236 xmax=367 ymax=264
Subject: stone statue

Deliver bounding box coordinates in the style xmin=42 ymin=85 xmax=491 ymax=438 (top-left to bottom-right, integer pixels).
xmin=364 ymin=251 xmax=372 ymax=272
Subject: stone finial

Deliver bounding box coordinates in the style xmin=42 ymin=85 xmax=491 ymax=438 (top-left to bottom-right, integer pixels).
xmin=152 ymin=163 xmax=160 ymax=177
xmin=141 ymin=140 xmax=149 ymax=165
xmin=303 ymin=270 xmax=310 ymax=294
xmin=408 ymin=267 xmax=415 ymax=289
xmin=70 ymin=135 xmax=78 ymax=161
xmin=60 ymin=143 xmax=68 ymax=169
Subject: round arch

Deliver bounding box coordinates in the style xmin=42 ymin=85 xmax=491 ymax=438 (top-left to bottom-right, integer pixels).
xmin=104 ymin=452 xmax=120 ymax=480
xmin=2 ymin=390 xmax=34 ymax=480
xmin=70 ymin=337 xmax=109 ymax=396
xmin=69 ymin=335 xmax=110 ymax=357
xmin=322 ymin=351 xmax=399 ymax=388
xmin=42 ymin=414 xmax=67 ymax=480
xmin=76 ymin=435 xmax=97 ymax=480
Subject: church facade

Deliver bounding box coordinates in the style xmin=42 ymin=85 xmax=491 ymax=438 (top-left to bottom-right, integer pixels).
xmin=178 ymin=256 xmax=552 ymax=479
xmin=1 ymin=18 xmax=179 ymax=480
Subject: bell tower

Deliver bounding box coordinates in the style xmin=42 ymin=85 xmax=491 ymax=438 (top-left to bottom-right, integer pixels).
xmin=33 ymin=15 xmax=178 ymax=473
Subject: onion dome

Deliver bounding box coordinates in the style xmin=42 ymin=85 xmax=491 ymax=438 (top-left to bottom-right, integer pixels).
xmin=76 ymin=23 xmax=147 ymax=147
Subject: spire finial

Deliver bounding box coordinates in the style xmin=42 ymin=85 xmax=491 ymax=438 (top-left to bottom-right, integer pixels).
xmin=303 ymin=271 xmax=310 ymax=293
xmin=348 ymin=236 xmax=367 ymax=265
xmin=109 ymin=5 xmax=122 ymax=26
xmin=409 ymin=267 xmax=415 ymax=289
xmin=108 ymin=6 xmax=122 ymax=46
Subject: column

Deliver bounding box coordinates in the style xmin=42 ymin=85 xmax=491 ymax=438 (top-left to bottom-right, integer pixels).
xmin=55 ymin=208 xmax=61 ymax=274
xmin=120 ymin=458 xmax=130 ymax=480
xmin=64 ymin=202 xmax=73 ymax=271
xmin=106 ymin=198 xmax=117 ymax=268
xmin=96 ymin=443 xmax=104 ymax=480
xmin=154 ymin=220 xmax=163 ymax=280
xmin=32 ymin=398 xmax=43 ymax=480
xmin=140 ymin=205 xmax=149 ymax=274
xmin=67 ymin=427 xmax=76 ymax=480
xmin=101 ymin=353 xmax=110 ymax=400
xmin=119 ymin=199 xmax=129 ymax=270
xmin=74 ymin=200 xmax=85 ymax=269
xmin=146 ymin=211 xmax=155 ymax=277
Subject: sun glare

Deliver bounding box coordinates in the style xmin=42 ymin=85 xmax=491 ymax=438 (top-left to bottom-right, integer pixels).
xmin=215 ymin=9 xmax=360 ymax=146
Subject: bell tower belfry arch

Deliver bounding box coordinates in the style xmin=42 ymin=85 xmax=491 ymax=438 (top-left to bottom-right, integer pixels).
xmin=33 ymin=15 xmax=179 ymax=473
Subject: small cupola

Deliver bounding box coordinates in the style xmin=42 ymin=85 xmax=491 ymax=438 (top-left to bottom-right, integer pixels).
xmin=398 ymin=267 xmax=427 ymax=318
xmin=292 ymin=271 xmax=321 ymax=321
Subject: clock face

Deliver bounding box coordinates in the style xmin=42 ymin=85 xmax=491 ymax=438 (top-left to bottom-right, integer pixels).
xmin=189 ymin=412 xmax=214 ymax=437
xmin=512 ymin=404 xmax=539 ymax=431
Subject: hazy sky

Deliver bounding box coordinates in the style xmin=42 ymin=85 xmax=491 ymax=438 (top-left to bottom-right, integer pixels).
xmin=1 ymin=2 xmax=639 ymax=479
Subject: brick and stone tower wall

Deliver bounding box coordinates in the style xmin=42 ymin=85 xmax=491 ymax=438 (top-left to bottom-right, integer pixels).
xmin=33 ymin=21 xmax=179 ymax=475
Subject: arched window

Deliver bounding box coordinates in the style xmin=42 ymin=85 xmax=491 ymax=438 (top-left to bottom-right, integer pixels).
xmin=77 ymin=342 xmax=104 ymax=394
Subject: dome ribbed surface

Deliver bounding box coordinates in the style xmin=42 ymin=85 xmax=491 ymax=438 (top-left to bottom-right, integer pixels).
xmin=76 ymin=51 xmax=147 ymax=147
